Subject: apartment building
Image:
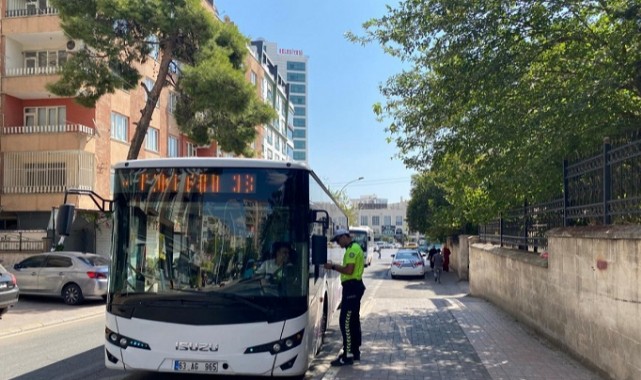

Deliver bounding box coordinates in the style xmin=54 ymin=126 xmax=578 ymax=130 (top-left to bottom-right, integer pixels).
xmin=0 ymin=0 xmax=290 ymax=255
xmin=252 ymin=39 xmax=309 ymax=164
xmin=249 ymin=41 xmax=295 ymax=162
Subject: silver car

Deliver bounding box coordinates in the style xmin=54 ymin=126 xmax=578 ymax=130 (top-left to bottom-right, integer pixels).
xmin=11 ymin=251 xmax=109 ymax=305
xmin=0 ymin=263 xmax=19 ymax=317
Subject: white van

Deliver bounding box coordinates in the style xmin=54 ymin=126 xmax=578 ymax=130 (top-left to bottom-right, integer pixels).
xmin=349 ymin=226 xmax=374 ymax=267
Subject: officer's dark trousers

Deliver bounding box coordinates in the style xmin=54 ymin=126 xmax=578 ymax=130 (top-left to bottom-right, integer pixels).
xmin=339 ymin=279 xmax=365 ymax=358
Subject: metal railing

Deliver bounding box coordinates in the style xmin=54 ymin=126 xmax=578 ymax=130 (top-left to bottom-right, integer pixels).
xmin=0 ymin=231 xmax=46 ymax=252
xmin=480 ymin=137 xmax=641 ymax=251
xmin=2 ymin=124 xmax=95 ymax=135
xmin=4 ymin=66 xmax=63 ymax=77
xmin=5 ymin=1 xmax=58 ymax=18
xmin=2 ymin=150 xmax=95 ymax=194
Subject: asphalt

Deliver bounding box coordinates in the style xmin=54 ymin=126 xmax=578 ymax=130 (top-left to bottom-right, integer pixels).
xmin=1 ymin=263 xmax=606 ymax=380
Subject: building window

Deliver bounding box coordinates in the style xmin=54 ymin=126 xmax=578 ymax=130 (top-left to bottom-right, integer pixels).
xmin=294 ymin=107 xmax=306 ymax=116
xmin=293 ymin=129 xmax=306 ymax=138
xmin=384 ymin=216 xmax=392 ymax=226
xmin=168 ymin=136 xmax=179 ymax=157
xmin=110 ymin=112 xmax=129 ymax=142
xmin=361 ymin=215 xmax=368 ymax=226
xmin=168 ymin=92 xmax=178 ymax=113
xmin=186 ymin=142 xmax=197 ymax=157
xmin=145 ymin=127 xmax=159 ymax=152
xmin=290 ymin=95 xmax=305 ymax=105
xmin=287 ymin=61 xmax=306 ymax=71
xmin=372 ymin=216 xmax=380 ymax=226
xmin=24 ymin=50 xmax=67 ymax=70
xmin=293 ymin=118 xmax=306 ymax=127
xmin=25 ymin=162 xmax=66 ymax=188
xmin=146 ymin=35 xmax=159 ymax=60
xmin=294 ymin=140 xmax=306 ymax=149
xmin=290 ymin=84 xmax=306 ymax=93
xmin=396 ymin=216 xmax=403 ymax=225
xmin=287 ymin=72 xmax=306 ymax=82
xmin=144 ymin=77 xmax=159 ymax=108
xmin=24 ymin=106 xmax=66 ymax=126
xmin=250 ymin=70 xmax=257 ymax=85
xmin=293 ymin=151 xmax=306 ymax=160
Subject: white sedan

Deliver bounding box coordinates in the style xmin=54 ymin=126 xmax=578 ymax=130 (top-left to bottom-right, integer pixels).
xmin=390 ymin=249 xmax=426 ymax=279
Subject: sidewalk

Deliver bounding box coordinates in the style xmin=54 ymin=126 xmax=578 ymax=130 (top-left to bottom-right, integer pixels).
xmin=312 ymin=268 xmax=605 ymax=380
xmin=0 ymin=296 xmax=104 ymax=337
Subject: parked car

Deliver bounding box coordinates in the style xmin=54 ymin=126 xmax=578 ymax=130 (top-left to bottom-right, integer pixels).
xmin=0 ymin=263 xmax=19 ymax=317
xmin=390 ymin=249 xmax=426 ymax=279
xmin=11 ymin=251 xmax=109 ymax=305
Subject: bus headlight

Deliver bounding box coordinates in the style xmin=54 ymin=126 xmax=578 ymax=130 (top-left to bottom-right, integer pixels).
xmin=105 ymin=327 xmax=151 ymax=350
xmin=244 ymin=329 xmax=304 ymax=355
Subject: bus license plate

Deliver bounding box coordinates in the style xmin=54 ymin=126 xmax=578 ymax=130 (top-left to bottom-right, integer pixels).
xmin=173 ymin=360 xmax=218 ymax=372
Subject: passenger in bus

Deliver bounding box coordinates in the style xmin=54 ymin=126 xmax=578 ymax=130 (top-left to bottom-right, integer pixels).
xmin=255 ymin=242 xmax=292 ymax=283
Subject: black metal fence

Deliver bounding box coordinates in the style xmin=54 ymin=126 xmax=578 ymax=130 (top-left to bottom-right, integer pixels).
xmin=480 ymin=137 xmax=641 ymax=251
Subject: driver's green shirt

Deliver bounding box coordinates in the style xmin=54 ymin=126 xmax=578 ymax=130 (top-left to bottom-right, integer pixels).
xmin=341 ymin=241 xmax=364 ymax=282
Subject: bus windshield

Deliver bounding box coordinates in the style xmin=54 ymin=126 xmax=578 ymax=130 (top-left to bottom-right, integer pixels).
xmin=350 ymin=230 xmax=368 ymax=250
xmin=108 ymin=166 xmax=309 ymax=323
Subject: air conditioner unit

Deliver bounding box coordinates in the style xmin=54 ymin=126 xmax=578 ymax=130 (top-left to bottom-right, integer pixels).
xmin=66 ymin=40 xmax=83 ymax=52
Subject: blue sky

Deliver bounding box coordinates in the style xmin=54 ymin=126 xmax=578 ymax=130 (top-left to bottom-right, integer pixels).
xmin=215 ymin=0 xmax=415 ymax=203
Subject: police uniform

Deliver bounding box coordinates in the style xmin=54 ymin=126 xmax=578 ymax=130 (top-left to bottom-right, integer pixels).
xmin=339 ymin=240 xmax=365 ymax=361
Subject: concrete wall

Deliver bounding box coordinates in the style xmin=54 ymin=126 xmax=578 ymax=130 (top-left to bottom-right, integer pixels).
xmin=469 ymin=226 xmax=641 ymax=380
xmin=446 ymin=234 xmax=471 ymax=280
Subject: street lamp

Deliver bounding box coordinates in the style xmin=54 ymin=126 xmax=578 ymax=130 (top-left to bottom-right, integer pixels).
xmin=339 ymin=176 xmax=364 ymax=194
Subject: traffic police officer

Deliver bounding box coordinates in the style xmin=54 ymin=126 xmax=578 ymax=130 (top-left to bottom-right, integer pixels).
xmin=325 ymin=228 xmax=366 ymax=366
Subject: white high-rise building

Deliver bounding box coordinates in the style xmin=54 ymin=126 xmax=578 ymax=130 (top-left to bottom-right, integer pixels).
xmin=253 ymin=39 xmax=309 ymax=163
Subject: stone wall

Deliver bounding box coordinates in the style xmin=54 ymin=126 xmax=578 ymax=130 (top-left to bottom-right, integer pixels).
xmin=446 ymin=234 xmax=471 ymax=280
xmin=469 ymin=226 xmax=641 ymax=380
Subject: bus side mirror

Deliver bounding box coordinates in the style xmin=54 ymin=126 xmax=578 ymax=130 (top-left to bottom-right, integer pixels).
xmin=311 ymin=235 xmax=327 ymax=265
xmin=56 ymin=204 xmax=75 ymax=236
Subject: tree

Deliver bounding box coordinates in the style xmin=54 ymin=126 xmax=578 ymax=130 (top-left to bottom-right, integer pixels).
xmin=48 ymin=0 xmax=275 ymax=159
xmin=406 ymin=172 xmax=465 ymax=242
xmin=330 ymin=189 xmax=358 ymax=227
xmin=349 ymin=1 xmax=641 ymax=226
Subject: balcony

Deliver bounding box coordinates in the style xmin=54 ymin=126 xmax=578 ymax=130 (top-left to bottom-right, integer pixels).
xmin=5 ymin=0 xmax=58 ymax=18
xmin=2 ymin=124 xmax=95 ymax=136
xmin=4 ymin=65 xmax=62 ymax=77
xmin=2 ymin=150 xmax=95 ymax=194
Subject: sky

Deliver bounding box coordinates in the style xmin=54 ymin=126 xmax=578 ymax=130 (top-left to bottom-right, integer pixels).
xmin=215 ymin=0 xmax=415 ymax=203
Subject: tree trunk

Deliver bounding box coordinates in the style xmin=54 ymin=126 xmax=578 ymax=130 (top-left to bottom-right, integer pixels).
xmin=127 ymin=41 xmax=175 ymax=160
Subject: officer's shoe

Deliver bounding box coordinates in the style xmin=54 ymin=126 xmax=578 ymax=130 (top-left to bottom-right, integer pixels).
xmin=330 ymin=355 xmax=354 ymax=367
xmin=352 ymin=351 xmax=361 ymax=361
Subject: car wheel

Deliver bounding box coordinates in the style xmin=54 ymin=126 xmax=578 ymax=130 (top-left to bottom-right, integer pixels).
xmin=0 ymin=307 xmax=7 ymax=317
xmin=391 ymin=274 xmax=396 ymax=279
xmin=62 ymin=283 xmax=84 ymax=305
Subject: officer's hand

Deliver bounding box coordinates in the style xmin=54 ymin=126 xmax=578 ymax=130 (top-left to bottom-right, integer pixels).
xmin=323 ymin=262 xmax=333 ymax=270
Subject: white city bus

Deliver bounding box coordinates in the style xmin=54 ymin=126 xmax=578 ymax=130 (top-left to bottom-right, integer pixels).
xmin=98 ymin=158 xmax=346 ymax=377
xmin=349 ymin=226 xmax=374 ymax=267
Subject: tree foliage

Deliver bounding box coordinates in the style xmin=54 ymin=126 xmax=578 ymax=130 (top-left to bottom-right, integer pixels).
xmin=349 ymin=1 xmax=641 ymax=228
xmin=49 ymin=0 xmax=275 ymax=159
xmin=330 ymin=189 xmax=358 ymax=227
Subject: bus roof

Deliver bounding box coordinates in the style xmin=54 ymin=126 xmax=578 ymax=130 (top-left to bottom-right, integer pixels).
xmin=349 ymin=226 xmax=373 ymax=233
xmin=113 ymin=157 xmax=311 ymax=171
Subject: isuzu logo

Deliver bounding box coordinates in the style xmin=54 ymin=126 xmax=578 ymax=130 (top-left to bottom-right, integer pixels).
xmin=175 ymin=342 xmax=219 ymax=352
